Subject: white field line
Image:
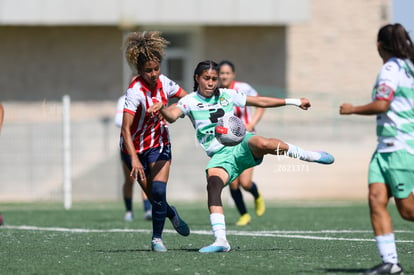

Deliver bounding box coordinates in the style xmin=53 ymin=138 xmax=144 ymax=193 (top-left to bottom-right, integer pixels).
xmin=2 ymin=225 xmax=414 ymax=243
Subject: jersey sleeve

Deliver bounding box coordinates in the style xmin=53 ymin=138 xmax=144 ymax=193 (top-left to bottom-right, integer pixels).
xmin=177 ymin=95 xmax=190 ymax=116
xmin=224 ymin=88 xmax=247 ymax=107
xmin=124 ymin=86 xmax=142 ymax=115
xmin=237 ymin=82 xmax=258 ymax=97
xmin=114 ymin=95 xmax=125 ymax=128
xmin=374 ymin=59 xmax=400 ymax=101
xmin=160 ymin=74 xmax=184 ymax=98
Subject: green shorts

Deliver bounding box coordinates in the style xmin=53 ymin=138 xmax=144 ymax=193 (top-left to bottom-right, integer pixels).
xmin=206 ymin=132 xmax=263 ymax=186
xmin=368 ymin=150 xmax=414 ymax=199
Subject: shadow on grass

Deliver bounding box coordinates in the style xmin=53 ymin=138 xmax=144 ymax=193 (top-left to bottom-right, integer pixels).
xmin=95 ymin=247 xmax=295 ymax=253
xmin=319 ymin=268 xmax=367 ymax=273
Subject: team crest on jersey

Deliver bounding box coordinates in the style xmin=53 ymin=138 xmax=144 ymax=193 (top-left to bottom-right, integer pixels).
xmin=375 ymin=84 xmax=393 ymax=100
xmin=219 ymin=96 xmax=229 ymax=107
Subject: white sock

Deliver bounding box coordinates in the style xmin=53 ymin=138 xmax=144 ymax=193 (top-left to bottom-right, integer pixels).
xmin=210 ymin=213 xmax=227 ymax=242
xmin=286 ymin=143 xmax=320 ymax=162
xmin=375 ymin=233 xmax=398 ymax=264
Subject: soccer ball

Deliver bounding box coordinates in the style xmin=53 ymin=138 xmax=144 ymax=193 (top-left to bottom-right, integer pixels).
xmin=215 ymin=114 xmax=246 ymax=146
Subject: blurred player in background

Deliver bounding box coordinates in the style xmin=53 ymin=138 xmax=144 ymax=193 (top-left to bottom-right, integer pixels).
xmin=218 ymin=60 xmax=265 ymax=226
xmin=115 ymin=94 xmax=152 ymax=221
xmin=149 ymin=60 xmax=334 ymax=253
xmin=0 ymin=102 xmax=3 ymax=135
xmin=0 ymin=102 xmax=4 ymax=225
xmin=120 ymin=31 xmax=189 ymax=252
xmin=340 ymin=23 xmax=414 ymax=275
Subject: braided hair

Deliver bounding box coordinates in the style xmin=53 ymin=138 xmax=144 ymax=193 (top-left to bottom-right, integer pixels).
xmin=378 ymin=23 xmax=414 ymax=63
xmin=124 ymin=31 xmax=169 ymax=73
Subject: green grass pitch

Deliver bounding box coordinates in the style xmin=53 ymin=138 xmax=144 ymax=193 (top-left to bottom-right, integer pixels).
xmin=1 ymin=201 xmax=413 ymax=274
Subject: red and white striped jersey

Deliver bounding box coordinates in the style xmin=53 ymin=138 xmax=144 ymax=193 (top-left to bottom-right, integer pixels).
xmin=121 ymin=74 xmax=184 ymax=154
xmin=229 ymin=81 xmax=259 ymax=126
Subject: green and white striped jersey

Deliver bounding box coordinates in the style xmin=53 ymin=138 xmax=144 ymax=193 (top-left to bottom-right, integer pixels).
xmin=373 ymin=58 xmax=414 ymax=154
xmin=177 ymin=88 xmax=247 ymax=157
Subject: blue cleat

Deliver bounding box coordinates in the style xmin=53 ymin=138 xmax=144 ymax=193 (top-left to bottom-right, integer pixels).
xmin=313 ymin=151 xmax=335 ymax=165
xmin=169 ymin=205 xmax=190 ymax=236
xmin=199 ymin=240 xmax=231 ymax=253
xmin=151 ymin=238 xmax=167 ymax=252
xmin=363 ymin=262 xmax=403 ymax=275
xmin=124 ymin=211 xmax=133 ymax=222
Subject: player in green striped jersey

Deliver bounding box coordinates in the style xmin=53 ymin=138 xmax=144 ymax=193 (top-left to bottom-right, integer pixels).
xmin=150 ymin=60 xmax=334 ymax=253
xmin=340 ymin=23 xmax=414 ymax=275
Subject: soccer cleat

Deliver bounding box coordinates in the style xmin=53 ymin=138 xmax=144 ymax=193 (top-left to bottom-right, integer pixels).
xmin=144 ymin=209 xmax=152 ymax=221
xmin=124 ymin=211 xmax=133 ymax=222
xmin=363 ymin=262 xmax=404 ymax=275
xmin=169 ymin=205 xmax=190 ymax=236
xmin=151 ymin=238 xmax=167 ymax=252
xmin=199 ymin=239 xmax=231 ymax=253
xmin=255 ymin=193 xmax=266 ymax=216
xmin=314 ymin=151 xmax=334 ymax=164
xmin=309 ymin=151 xmax=335 ymax=165
xmin=236 ymin=213 xmax=251 ymax=226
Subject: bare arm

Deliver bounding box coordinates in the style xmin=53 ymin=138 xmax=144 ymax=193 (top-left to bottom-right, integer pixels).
xmin=339 ymin=100 xmax=390 ymax=115
xmin=246 ymin=96 xmax=311 ymax=110
xmin=0 ymin=103 xmax=3 ymax=134
xmin=147 ymin=102 xmax=184 ymax=123
xmin=121 ymin=112 xmax=146 ymax=181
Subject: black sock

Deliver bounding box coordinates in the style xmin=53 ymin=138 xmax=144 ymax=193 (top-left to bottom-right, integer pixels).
xmin=151 ymin=181 xmax=167 ymax=239
xmin=248 ymin=182 xmax=259 ymax=199
xmin=124 ymin=197 xmax=132 ymax=212
xmin=230 ymin=188 xmax=247 ymax=215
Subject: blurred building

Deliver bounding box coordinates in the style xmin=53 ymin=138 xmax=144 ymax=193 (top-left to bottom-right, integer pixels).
xmin=0 ymin=0 xmax=390 ymax=101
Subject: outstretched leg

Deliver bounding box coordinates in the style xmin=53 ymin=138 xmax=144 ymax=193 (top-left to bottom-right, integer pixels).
xmin=248 ymin=136 xmax=334 ymax=164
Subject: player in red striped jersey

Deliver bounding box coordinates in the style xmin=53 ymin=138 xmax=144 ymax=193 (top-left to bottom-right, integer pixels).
xmin=120 ymin=31 xmax=189 ymax=252
xmin=115 ymin=94 xmax=152 ymax=222
xmin=219 ymin=60 xmax=266 ymax=226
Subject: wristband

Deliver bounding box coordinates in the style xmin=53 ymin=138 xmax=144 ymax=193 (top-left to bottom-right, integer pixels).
xmin=285 ymin=98 xmax=301 ymax=106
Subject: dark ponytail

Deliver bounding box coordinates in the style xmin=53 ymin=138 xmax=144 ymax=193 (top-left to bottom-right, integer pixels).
xmin=192 ymin=60 xmax=220 ymax=95
xmin=378 ymin=23 xmax=414 ymax=62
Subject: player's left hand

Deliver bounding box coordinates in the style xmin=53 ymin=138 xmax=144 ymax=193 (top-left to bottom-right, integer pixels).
xmin=299 ymin=98 xmax=311 ymax=110
xmin=147 ymin=101 xmax=164 ymax=117
xmin=339 ymin=103 xmax=354 ymax=115
xmin=245 ymin=123 xmax=254 ymax=132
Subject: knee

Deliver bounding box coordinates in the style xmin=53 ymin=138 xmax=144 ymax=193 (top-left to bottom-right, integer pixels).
xmin=397 ymin=200 xmax=414 ymax=221
xmin=151 ymin=181 xmax=166 ymax=200
xmin=368 ymin=189 xmax=388 ymax=213
xmin=399 ymin=210 xmax=414 ymax=221
xmin=207 ymin=176 xmax=224 ymax=207
xmin=255 ymin=138 xmax=274 ymax=150
xmin=207 ymin=176 xmax=223 ymax=194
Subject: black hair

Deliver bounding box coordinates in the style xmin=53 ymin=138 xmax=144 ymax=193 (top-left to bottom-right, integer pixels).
xmin=193 ymin=60 xmax=220 ymax=96
xmin=377 ymin=23 xmax=414 ymax=62
xmin=218 ymin=60 xmax=235 ymax=72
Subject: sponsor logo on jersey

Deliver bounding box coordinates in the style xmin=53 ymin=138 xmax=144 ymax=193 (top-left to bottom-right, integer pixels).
xmin=219 ymin=97 xmax=229 ymax=107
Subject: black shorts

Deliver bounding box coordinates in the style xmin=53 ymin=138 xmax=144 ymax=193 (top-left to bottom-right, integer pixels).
xmin=121 ymin=144 xmax=172 ymax=175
